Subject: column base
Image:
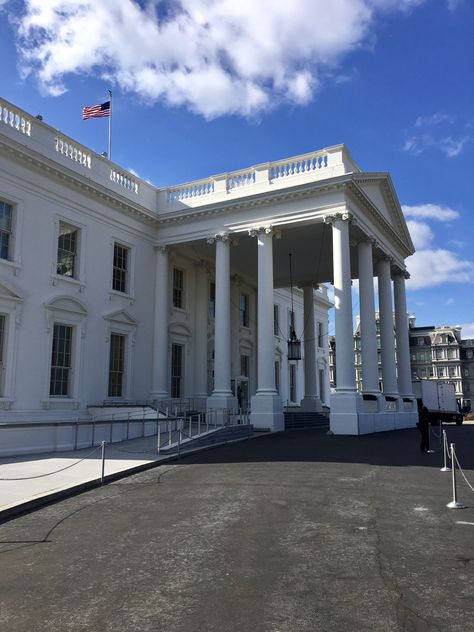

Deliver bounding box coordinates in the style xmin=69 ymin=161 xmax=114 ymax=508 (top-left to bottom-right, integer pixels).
xmin=150 ymin=392 xmax=169 ymax=407
xmin=206 ymin=391 xmax=238 ymax=411
xmin=329 ymin=390 xmax=361 ymax=435
xmin=300 ymin=396 xmax=323 ymax=412
xmin=250 ymin=392 xmax=284 ymax=432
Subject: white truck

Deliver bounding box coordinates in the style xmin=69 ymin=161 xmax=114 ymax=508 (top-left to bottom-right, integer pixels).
xmin=412 ymin=379 xmax=463 ymax=425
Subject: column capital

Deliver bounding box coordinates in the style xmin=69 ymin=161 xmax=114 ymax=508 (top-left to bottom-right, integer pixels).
xmin=393 ymin=267 xmax=410 ymax=280
xmin=359 ymin=236 xmax=377 ymax=247
xmin=207 ymin=232 xmax=231 ymax=245
xmin=154 ymin=244 xmax=169 ymax=254
xmin=323 ymin=211 xmax=353 ymax=225
xmin=248 ymin=226 xmax=281 ymax=239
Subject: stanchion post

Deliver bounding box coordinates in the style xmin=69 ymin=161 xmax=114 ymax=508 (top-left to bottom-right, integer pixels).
xmin=178 ymin=427 xmax=181 ymax=458
xmin=440 ymin=429 xmax=451 ymax=472
xmin=446 ymin=443 xmax=465 ymax=509
xmin=198 ymin=413 xmax=201 ymax=435
xmin=101 ymin=440 xmax=106 ymax=485
xmin=157 ymin=421 xmax=161 ymax=454
xmin=426 ymin=424 xmax=435 ymax=454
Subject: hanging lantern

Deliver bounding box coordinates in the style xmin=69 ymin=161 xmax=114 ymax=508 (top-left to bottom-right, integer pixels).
xmin=287 ymin=253 xmax=302 ymax=361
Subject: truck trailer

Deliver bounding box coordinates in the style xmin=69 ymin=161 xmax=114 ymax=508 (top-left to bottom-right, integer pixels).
xmin=412 ymin=379 xmax=463 ymax=425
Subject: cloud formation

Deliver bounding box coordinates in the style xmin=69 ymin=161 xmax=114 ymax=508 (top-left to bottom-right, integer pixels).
xmin=403 ymin=112 xmax=471 ymax=158
xmin=9 ymin=0 xmax=427 ymax=119
xmin=404 ymin=203 xmax=474 ymax=289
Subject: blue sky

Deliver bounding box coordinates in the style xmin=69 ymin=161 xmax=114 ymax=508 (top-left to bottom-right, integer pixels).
xmin=1 ymin=0 xmax=473 ymax=335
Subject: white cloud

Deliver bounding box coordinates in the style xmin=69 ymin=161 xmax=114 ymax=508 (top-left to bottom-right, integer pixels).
xmin=406 ymin=249 xmax=474 ymax=289
xmin=449 ymin=239 xmax=465 ymax=249
xmin=9 ymin=0 xmax=428 ymax=119
xmin=404 ymin=113 xmax=471 ymax=158
xmin=405 ymin=220 xmax=434 ymax=249
xmin=446 ymin=298 xmax=455 ymax=305
xmin=461 ymin=323 xmax=474 ymax=338
xmin=402 ymin=203 xmax=460 ymax=222
xmin=415 ymin=112 xmax=453 ymax=127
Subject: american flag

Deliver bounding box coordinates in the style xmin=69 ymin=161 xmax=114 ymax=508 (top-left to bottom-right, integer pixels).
xmin=82 ymin=100 xmax=111 ymax=120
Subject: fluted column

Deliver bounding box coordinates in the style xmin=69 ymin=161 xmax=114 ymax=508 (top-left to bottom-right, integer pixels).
xmin=193 ymin=261 xmax=209 ymax=406
xmin=250 ymin=227 xmax=283 ymax=431
xmin=210 ymin=235 xmax=233 ymax=397
xmin=330 ymin=214 xmax=356 ymax=392
xmin=377 ymin=257 xmax=398 ymax=396
xmin=394 ymin=270 xmax=412 ymax=396
xmin=358 ymin=239 xmax=380 ymax=394
xmin=151 ymin=246 xmax=169 ymax=400
xmin=301 ymin=285 xmax=320 ymax=411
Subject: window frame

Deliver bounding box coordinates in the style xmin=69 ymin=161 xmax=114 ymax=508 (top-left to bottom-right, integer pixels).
xmin=171 ymin=343 xmax=184 ymax=398
xmin=273 ymin=304 xmax=280 ymax=336
xmin=239 ymin=292 xmax=250 ymax=328
xmin=172 ymin=267 xmax=185 ymax=310
xmin=56 ymin=220 xmax=80 ymax=279
xmin=49 ymin=323 xmax=74 ymax=397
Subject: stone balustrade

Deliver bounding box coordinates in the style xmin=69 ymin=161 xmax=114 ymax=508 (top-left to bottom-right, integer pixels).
xmin=0 ymin=97 xmax=361 ymax=217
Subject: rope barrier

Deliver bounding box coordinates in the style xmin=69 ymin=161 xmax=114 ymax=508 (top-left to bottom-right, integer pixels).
xmin=453 ymin=451 xmax=474 ymax=494
xmin=0 ymin=445 xmax=102 ymax=481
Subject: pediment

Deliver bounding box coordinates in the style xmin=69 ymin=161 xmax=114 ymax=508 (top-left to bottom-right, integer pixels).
xmin=169 ymin=322 xmax=192 ymax=337
xmin=0 ymin=281 xmax=23 ymax=303
xmin=352 ymin=174 xmax=415 ymax=254
xmin=45 ymin=295 xmax=87 ymax=315
xmin=103 ymin=309 xmax=137 ymax=326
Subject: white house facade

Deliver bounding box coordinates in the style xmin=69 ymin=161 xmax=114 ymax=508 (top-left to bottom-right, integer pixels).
xmin=0 ymin=97 xmax=417 ymax=452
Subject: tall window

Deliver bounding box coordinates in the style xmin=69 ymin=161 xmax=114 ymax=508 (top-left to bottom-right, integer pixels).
xmin=209 ymin=281 xmax=215 ymax=318
xmin=0 ymin=200 xmax=13 ymax=261
xmin=274 ymin=305 xmax=279 ymax=336
xmin=289 ymin=364 xmax=297 ymax=403
xmin=319 ymin=369 xmax=325 ymax=402
xmin=275 ymin=360 xmax=280 ymax=393
xmin=0 ymin=315 xmax=5 ymax=395
xmin=288 ymin=310 xmax=295 ymax=335
xmin=240 ymin=293 xmax=249 ymax=327
xmin=50 ymin=324 xmax=73 ymax=397
xmin=171 ymin=344 xmax=183 ymax=398
xmin=318 ymin=322 xmax=324 ymax=348
xmin=113 ymin=243 xmax=129 ymax=293
xmin=108 ymin=333 xmax=125 ymax=397
xmin=240 ymin=354 xmax=250 ymax=377
xmin=57 ymin=222 xmax=78 ymax=278
xmin=173 ymin=268 xmax=184 ymax=309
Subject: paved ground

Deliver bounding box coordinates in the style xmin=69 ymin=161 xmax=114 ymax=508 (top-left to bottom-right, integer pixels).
xmin=1 ymin=425 xmax=473 ymax=632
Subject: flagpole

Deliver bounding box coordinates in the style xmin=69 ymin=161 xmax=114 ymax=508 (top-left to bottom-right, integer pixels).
xmin=108 ymin=90 xmax=112 ymax=161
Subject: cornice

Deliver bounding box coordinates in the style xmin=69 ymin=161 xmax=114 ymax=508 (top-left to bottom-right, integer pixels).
xmin=0 ymin=137 xmax=159 ymax=227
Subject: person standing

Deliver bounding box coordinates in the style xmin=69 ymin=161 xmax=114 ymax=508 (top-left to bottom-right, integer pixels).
xmin=418 ymin=405 xmax=430 ymax=452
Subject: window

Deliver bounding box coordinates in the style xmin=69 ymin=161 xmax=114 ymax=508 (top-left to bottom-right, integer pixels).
xmin=275 ymin=360 xmax=280 ymax=393
xmin=113 ymin=243 xmax=129 ymax=293
xmin=435 ymin=348 xmax=443 ymax=360
xmin=57 ymin=221 xmax=78 ymax=278
xmin=0 ymin=200 xmax=13 ymax=261
xmin=107 ymin=334 xmax=125 ymax=397
xmin=288 ymin=309 xmax=295 ymax=335
xmin=438 ymin=367 xmax=445 ymax=378
xmin=448 ymin=366 xmax=457 ymax=378
xmin=464 ymin=369 xmax=470 ymax=377
xmin=289 ymin=364 xmax=297 ymax=402
xmin=240 ymin=354 xmax=250 ymax=377
xmin=447 ymin=348 xmax=457 ymax=359
xmin=417 ymin=337 xmax=424 ymax=346
xmin=173 ymin=268 xmax=184 ymax=309
xmin=171 ymin=343 xmax=183 ymax=398
xmin=274 ymin=304 xmax=279 ymax=336
xmin=209 ymin=281 xmax=215 ymax=318
xmin=318 ymin=322 xmax=324 ymax=348
xmin=468 ymin=350 xmax=473 ymax=359
xmin=240 ymin=293 xmax=249 ymax=327
xmin=0 ymin=314 xmax=5 ymax=395
xmin=50 ymin=324 xmax=73 ymax=397
xmin=319 ymin=369 xmax=325 ymax=402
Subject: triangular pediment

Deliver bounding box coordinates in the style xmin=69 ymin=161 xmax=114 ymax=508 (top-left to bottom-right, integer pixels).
xmin=0 ymin=280 xmax=23 ymax=303
xmin=353 ymin=173 xmax=415 ymax=254
xmin=169 ymin=322 xmax=191 ymax=337
xmin=45 ymin=295 xmax=87 ymax=315
xmin=103 ymin=309 xmax=137 ymax=326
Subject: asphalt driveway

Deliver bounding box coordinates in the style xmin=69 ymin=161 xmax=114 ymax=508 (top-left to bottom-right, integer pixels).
xmin=1 ymin=426 xmax=473 ymax=632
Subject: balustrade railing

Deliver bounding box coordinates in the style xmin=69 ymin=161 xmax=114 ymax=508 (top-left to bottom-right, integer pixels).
xmin=55 ymin=137 xmax=91 ymax=168
xmin=110 ymin=169 xmax=139 ymax=194
xmin=167 ymin=179 xmax=214 ymax=202
xmin=0 ymin=103 xmax=31 ymax=136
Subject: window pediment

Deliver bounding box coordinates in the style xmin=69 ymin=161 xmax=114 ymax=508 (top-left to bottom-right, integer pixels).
xmin=0 ymin=281 xmax=23 ymax=303
xmin=103 ymin=309 xmax=137 ymax=327
xmin=169 ymin=322 xmax=191 ymax=338
xmin=44 ymin=295 xmax=87 ymax=315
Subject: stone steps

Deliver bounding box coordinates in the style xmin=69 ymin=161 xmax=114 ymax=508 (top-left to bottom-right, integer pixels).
xmin=284 ymin=411 xmax=329 ymax=430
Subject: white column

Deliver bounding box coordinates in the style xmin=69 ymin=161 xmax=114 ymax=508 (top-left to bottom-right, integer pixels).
xmin=377 ymin=257 xmax=398 ymax=396
xmin=357 ymin=239 xmax=380 ymax=394
xmin=394 ymin=271 xmax=413 ymax=396
xmin=207 ymin=235 xmax=237 ymax=410
xmin=151 ymin=246 xmax=169 ymax=400
xmin=250 ymin=227 xmax=283 ymax=431
xmin=301 ymin=285 xmax=320 ymax=411
xmin=193 ymin=261 xmax=209 ymax=407
xmin=331 ymin=215 xmax=356 ymax=392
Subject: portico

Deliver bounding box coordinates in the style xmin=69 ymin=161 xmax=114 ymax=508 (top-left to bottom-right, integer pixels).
xmin=152 ymin=146 xmax=417 ymax=434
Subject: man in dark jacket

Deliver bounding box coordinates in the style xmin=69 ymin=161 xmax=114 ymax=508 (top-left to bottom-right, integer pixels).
xmin=418 ymin=405 xmax=430 ymax=452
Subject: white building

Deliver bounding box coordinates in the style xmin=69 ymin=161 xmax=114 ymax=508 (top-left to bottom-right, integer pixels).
xmin=0 ymin=97 xmax=417 ymax=453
